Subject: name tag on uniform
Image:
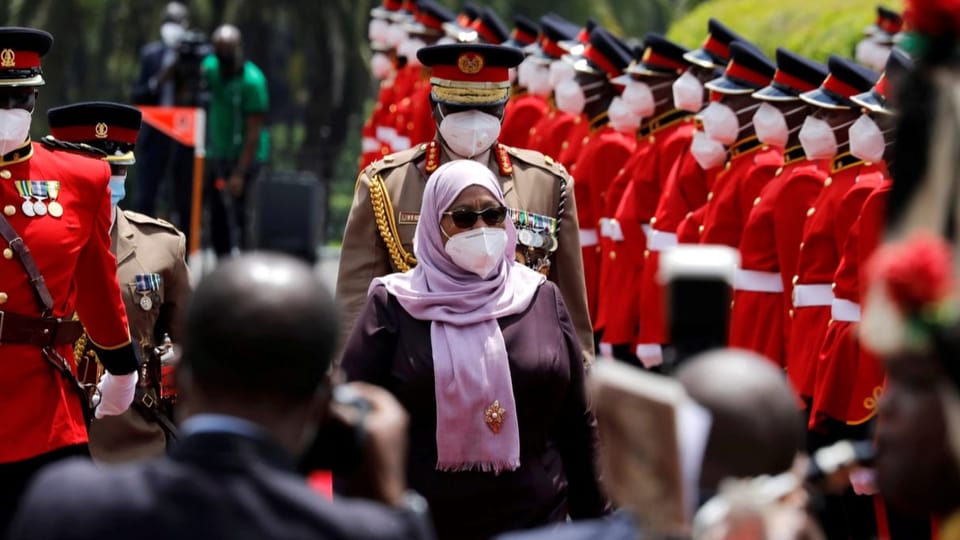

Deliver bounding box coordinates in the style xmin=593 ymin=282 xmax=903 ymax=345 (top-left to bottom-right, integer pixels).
xmin=398 ymin=211 xmax=420 ymax=225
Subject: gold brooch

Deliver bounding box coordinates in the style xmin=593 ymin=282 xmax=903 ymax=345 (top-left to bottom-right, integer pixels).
xmin=484 ymin=400 xmax=506 ymax=434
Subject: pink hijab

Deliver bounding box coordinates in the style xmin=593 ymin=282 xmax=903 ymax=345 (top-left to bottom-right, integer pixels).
xmin=372 ymin=159 xmax=545 ymax=473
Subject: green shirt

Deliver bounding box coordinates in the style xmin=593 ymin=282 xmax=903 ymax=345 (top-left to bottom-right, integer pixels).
xmin=202 ymin=55 xmax=270 ymax=162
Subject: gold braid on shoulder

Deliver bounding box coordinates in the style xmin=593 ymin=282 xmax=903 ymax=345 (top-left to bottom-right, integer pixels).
xmin=369 ymin=172 xmax=417 ymax=272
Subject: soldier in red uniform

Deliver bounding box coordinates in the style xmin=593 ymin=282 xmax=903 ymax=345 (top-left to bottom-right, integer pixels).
xmin=595 ymin=35 xmax=692 ymax=364
xmin=633 ymin=19 xmax=743 ymax=367
xmin=0 ymin=27 xmax=139 ymax=530
xmin=499 ymin=15 xmax=544 ymax=149
xmin=727 ymin=49 xmax=827 ymax=366
xmin=786 ymin=57 xmax=878 ymax=408
xmin=552 ymin=27 xmax=635 ymax=330
xmin=359 ymin=0 xmax=405 ymax=170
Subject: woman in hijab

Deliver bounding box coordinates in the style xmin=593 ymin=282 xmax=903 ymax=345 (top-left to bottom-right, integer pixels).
xmin=340 ymin=159 xmax=608 ymax=539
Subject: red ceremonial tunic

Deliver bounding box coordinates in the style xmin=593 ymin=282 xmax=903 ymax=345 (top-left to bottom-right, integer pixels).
xmin=360 ymin=80 xmax=399 ymax=170
xmin=0 ymin=143 xmax=132 ymax=463
xmin=527 ymin=108 xmax=582 ymax=160
xmin=557 ymin=118 xmax=592 ymax=171
xmin=500 ymin=92 xmax=548 ymax=149
xmin=810 ymin=166 xmax=886 ymax=429
xmin=786 ymin=154 xmax=875 ymax=401
xmin=569 ymin=124 xmax=636 ymax=324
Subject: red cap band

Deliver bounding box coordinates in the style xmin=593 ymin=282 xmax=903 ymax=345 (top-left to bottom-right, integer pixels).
xmin=584 ymin=45 xmax=620 ymax=78
xmin=0 ymin=50 xmax=40 ymax=70
xmin=51 ymin=125 xmax=139 ymax=145
xmin=384 ymin=0 xmax=402 ymax=10
xmin=416 ymin=11 xmax=446 ymax=31
xmin=724 ymin=61 xmax=772 ymax=89
xmin=457 ymin=14 xmax=472 ymax=27
xmin=878 ymin=18 xmax=902 ymax=34
xmin=822 ymin=74 xmax=861 ymax=98
xmin=702 ymin=35 xmax=729 ymax=63
xmin=540 ymin=38 xmax=566 ymax=59
xmin=431 ymin=52 xmax=510 ymax=84
xmin=642 ymin=48 xmax=686 ymax=72
xmin=576 ymin=28 xmax=589 ymax=44
xmin=874 ymin=72 xmax=888 ymax=101
xmin=511 ymin=28 xmax=536 ymax=45
xmin=472 ymin=21 xmax=498 ymax=44
xmin=773 ymin=69 xmax=819 ymax=93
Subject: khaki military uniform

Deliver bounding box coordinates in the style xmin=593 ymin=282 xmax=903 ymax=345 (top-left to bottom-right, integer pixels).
xmin=88 ymin=209 xmax=191 ymax=463
xmin=336 ymin=140 xmax=594 ymax=364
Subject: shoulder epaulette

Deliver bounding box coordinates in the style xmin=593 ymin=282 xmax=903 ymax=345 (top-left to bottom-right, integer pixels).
xmin=363 ymin=144 xmax=428 ymax=179
xmin=122 ymin=209 xmax=182 ymax=234
xmin=501 ymin=145 xmax=571 ymax=179
xmin=39 ymin=135 xmax=108 ymax=160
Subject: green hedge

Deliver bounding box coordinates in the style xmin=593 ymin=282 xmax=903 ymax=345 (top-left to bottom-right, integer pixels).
xmin=666 ymin=0 xmax=898 ymax=63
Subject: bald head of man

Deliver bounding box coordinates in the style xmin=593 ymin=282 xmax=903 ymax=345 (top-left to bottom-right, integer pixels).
xmin=675 ymin=349 xmax=805 ymax=497
xmin=212 ymin=24 xmax=243 ymax=76
xmin=177 ymin=253 xmax=339 ymax=454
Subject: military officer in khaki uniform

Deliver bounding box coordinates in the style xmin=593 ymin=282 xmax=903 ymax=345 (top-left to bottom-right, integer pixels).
xmin=44 ymin=102 xmax=191 ymax=462
xmin=337 ymin=43 xmax=594 ymax=363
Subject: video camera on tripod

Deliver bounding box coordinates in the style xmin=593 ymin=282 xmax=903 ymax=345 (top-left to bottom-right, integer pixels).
xmin=173 ymin=29 xmax=211 ymax=107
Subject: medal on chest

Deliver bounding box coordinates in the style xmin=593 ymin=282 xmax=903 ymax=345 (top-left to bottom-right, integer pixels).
xmin=13 ymin=180 xmax=63 ymax=219
xmin=134 ymin=273 xmax=162 ymax=311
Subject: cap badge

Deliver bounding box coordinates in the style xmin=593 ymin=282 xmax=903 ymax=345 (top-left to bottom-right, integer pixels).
xmin=457 ymin=52 xmax=484 ymax=75
xmin=0 ymin=49 xmax=14 ymax=68
xmin=94 ymin=122 xmax=109 ymax=139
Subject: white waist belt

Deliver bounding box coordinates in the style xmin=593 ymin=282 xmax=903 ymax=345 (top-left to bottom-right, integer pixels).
xmin=361 ymin=136 xmax=381 ymax=153
xmin=831 ymin=298 xmax=861 ymax=322
xmin=392 ymin=136 xmax=411 ymax=151
xmin=579 ymin=228 xmax=599 ymax=246
xmin=734 ymin=269 xmax=784 ymax=293
xmin=648 ymin=230 xmax=678 ymax=252
xmin=375 ymin=126 xmax=396 ymax=144
xmin=793 ymin=283 xmax=834 ymax=308
xmin=641 ymin=224 xmax=652 ymax=239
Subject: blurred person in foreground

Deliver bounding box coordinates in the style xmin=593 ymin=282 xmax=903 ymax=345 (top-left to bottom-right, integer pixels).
xmin=499 ymin=348 xmax=809 ymax=539
xmin=203 ymin=24 xmax=269 ymax=256
xmin=341 ymin=159 xmax=608 ymax=540
xmin=8 ymin=253 xmax=434 ymax=540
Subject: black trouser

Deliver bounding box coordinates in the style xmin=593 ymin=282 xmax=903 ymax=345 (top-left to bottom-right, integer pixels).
xmin=206 ymin=160 xmax=261 ymax=256
xmin=133 ymin=125 xmax=195 ymax=247
xmin=0 ymin=444 xmax=89 ymax=536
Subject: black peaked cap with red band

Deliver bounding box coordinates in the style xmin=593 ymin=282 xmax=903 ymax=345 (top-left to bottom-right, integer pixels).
xmin=408 ymin=0 xmax=455 ymax=36
xmin=568 ymin=26 xmax=632 ymax=79
xmin=753 ymin=48 xmax=827 ymax=101
xmin=528 ymin=14 xmax=581 ymax=61
xmin=503 ymin=14 xmax=539 ymax=50
xmin=867 ymin=6 xmax=903 ymax=43
xmin=47 ymin=102 xmax=141 ymax=164
xmin=456 ymin=1 xmax=480 ymax=27
xmin=419 ymin=43 xmax=523 ymax=105
xmin=852 ymin=47 xmax=913 ymax=115
xmin=706 ymin=41 xmax=775 ymax=95
xmin=471 ymin=7 xmax=510 ymax=45
xmin=619 ymin=33 xmax=690 ymax=81
xmin=0 ymin=27 xmax=53 ymax=87
xmin=684 ymin=18 xmax=747 ymax=72
xmin=800 ymin=56 xmax=878 ymax=110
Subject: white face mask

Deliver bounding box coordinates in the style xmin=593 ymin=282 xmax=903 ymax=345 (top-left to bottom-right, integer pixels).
xmin=549 ymin=60 xmax=576 ymax=88
xmin=444 ymin=227 xmax=507 ymax=278
xmin=752 ymin=102 xmax=789 ymax=148
xmin=848 ymin=113 xmax=888 ymax=163
xmin=697 ymin=102 xmax=739 ymax=145
xmin=368 ymin=18 xmax=390 ymax=45
xmin=385 ymin=24 xmax=408 ymax=48
xmin=555 ymin=79 xmax=586 ymax=116
xmin=690 ymin=130 xmax=727 ymax=170
xmin=0 ymin=108 xmax=32 ymax=157
xmin=673 ymin=70 xmax=705 ymax=112
xmin=160 ymin=22 xmax=185 ymax=48
xmin=525 ymin=61 xmax=552 ymax=97
xmin=438 ymin=110 xmax=502 ymax=158
xmin=370 ymin=52 xmax=394 ymax=80
xmin=607 ymin=96 xmax=642 ymax=134
xmin=398 ymin=38 xmax=426 ymax=68
xmin=435 ymin=36 xmax=456 ymax=46
xmin=508 ymin=67 xmax=518 ymax=84
xmin=855 ymin=39 xmax=892 ymax=72
xmin=799 ymin=115 xmax=839 ymax=160
xmin=622 ymin=79 xmax=656 ymax=119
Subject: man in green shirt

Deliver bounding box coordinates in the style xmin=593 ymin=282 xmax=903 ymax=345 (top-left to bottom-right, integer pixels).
xmin=203 ymin=24 xmax=269 ymax=256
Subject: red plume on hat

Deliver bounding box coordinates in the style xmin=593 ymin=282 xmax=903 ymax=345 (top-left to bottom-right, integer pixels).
xmin=904 ymin=0 xmax=960 ymax=36
xmin=861 ymin=231 xmax=957 ymax=354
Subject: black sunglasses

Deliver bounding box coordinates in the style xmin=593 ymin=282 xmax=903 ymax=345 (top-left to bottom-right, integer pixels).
xmin=443 ymin=206 xmax=507 ymax=228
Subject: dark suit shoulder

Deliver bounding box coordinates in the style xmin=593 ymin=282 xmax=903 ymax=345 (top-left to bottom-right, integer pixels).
xmin=502 ymin=145 xmax=571 ymax=181
xmin=140 ymin=41 xmax=166 ymax=58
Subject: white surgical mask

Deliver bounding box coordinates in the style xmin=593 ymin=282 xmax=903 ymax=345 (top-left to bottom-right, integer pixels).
xmin=444 ymin=227 xmax=507 ymax=278
xmin=398 ymin=38 xmax=426 ymax=68
xmin=752 ymin=102 xmax=789 ymax=148
xmin=436 ymin=36 xmax=456 ymax=46
xmin=0 ymin=108 xmax=31 ymax=157
xmin=555 ymin=79 xmax=586 ymax=116
xmin=438 ymin=110 xmax=501 ymax=158
xmin=697 ymin=102 xmax=739 ymax=145
xmin=160 ymin=22 xmax=185 ymax=48
xmin=525 ymin=62 xmax=552 ymax=97
xmin=607 ymin=96 xmax=642 ymax=134
xmin=673 ymin=70 xmax=705 ymax=112
xmin=799 ymin=115 xmax=839 ymax=160
xmin=368 ymin=18 xmax=390 ymax=45
xmin=622 ymin=79 xmax=656 ymax=118
xmin=549 ymin=60 xmax=576 ymax=88
xmin=855 ymin=39 xmax=892 ymax=72
xmin=370 ymin=52 xmax=394 ymax=80
xmin=508 ymin=67 xmax=518 ymax=84
xmin=385 ymin=24 xmax=408 ymax=48
xmin=690 ymin=130 xmax=727 ymax=170
xmin=109 ymin=174 xmax=127 ymax=208
xmin=848 ymin=113 xmax=888 ymax=164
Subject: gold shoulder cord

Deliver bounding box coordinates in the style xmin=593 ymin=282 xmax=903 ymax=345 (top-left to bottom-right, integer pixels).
xmin=368 ymin=173 xmax=417 ymax=272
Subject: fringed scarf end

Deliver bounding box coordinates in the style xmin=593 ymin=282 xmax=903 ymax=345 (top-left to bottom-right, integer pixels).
xmin=436 ymin=458 xmax=521 ymax=475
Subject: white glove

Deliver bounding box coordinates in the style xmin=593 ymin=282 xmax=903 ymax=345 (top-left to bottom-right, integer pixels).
xmin=93 ymin=371 xmax=139 ymax=419
xmin=849 ymin=467 xmax=878 ymax=496
xmin=598 ymin=342 xmax=614 ymax=359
